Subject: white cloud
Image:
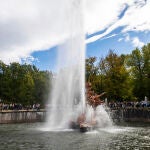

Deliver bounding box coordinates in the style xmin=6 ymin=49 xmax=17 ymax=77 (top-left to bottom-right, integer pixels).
xmin=118 ymin=38 xmax=123 ymax=42
xmin=124 ymin=34 xmax=130 ymax=42
xmin=86 ymin=0 xmax=150 ymax=43
xmin=21 ymin=56 xmax=39 ymax=65
xmin=0 ymin=0 xmax=150 ymax=63
xmin=131 ymin=37 xmax=144 ymax=48
xmin=0 ymin=0 xmax=79 ymax=63
xmin=102 ymin=34 xmax=118 ymax=40
xmin=117 ymin=33 xmax=144 ymax=48
xmin=84 ymin=0 xmax=125 ymax=34
xmin=121 ymin=0 xmax=150 ymax=32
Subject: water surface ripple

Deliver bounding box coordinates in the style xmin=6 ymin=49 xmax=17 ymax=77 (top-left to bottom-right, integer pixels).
xmin=0 ymin=123 xmax=149 ymax=150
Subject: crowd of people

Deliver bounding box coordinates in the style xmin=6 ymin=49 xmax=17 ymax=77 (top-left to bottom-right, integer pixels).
xmin=108 ymin=100 xmax=150 ymax=109
xmin=0 ymin=99 xmax=149 ymax=111
xmin=0 ymin=103 xmax=41 ymax=111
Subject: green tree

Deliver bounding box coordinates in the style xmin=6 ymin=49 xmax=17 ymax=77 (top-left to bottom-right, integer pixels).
xmin=99 ymin=50 xmax=132 ymax=101
xmin=85 ymin=57 xmax=104 ymax=93
xmin=127 ymin=44 xmax=150 ymax=100
xmin=0 ymin=60 xmax=52 ymax=105
xmin=33 ymin=70 xmax=52 ymax=105
xmin=142 ymin=44 xmax=150 ymax=98
xmin=86 ymin=57 xmax=98 ymax=82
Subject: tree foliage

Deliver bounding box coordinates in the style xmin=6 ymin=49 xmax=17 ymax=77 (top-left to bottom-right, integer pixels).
xmin=126 ymin=44 xmax=150 ymax=100
xmin=99 ymin=50 xmax=132 ymax=101
xmin=0 ymin=62 xmax=52 ymax=105
xmin=0 ymin=43 xmax=149 ymax=104
xmin=86 ymin=43 xmax=150 ymax=101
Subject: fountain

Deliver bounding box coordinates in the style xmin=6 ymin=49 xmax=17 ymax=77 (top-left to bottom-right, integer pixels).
xmin=45 ymin=0 xmax=112 ymax=131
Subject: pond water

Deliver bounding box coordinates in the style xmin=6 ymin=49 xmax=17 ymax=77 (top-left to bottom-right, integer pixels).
xmin=0 ymin=123 xmax=150 ymax=150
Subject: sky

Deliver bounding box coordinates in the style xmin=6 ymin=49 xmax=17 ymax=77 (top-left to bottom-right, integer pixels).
xmin=0 ymin=0 xmax=150 ymax=71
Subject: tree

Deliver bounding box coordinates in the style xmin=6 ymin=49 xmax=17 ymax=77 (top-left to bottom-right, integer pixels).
xmin=142 ymin=44 xmax=150 ymax=98
xmin=33 ymin=70 xmax=52 ymax=105
xmin=127 ymin=44 xmax=150 ymax=100
xmin=99 ymin=50 xmax=132 ymax=101
xmin=86 ymin=57 xmax=98 ymax=82
xmin=0 ymin=60 xmax=52 ymax=105
xmin=85 ymin=57 xmax=104 ymax=94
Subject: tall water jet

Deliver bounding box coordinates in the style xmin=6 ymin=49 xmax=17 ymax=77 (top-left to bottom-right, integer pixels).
xmin=45 ymin=0 xmax=113 ymax=131
xmin=46 ymin=0 xmax=86 ymax=130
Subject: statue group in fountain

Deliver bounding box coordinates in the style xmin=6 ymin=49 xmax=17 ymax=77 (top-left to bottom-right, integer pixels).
xmin=70 ymin=82 xmax=107 ymax=132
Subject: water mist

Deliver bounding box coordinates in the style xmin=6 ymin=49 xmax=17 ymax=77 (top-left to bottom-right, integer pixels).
xmin=45 ymin=0 xmax=85 ymax=130
xmin=45 ymin=0 xmax=112 ymax=130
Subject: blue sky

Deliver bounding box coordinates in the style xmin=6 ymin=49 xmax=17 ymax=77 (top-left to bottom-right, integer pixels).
xmin=31 ymin=29 xmax=150 ymax=71
xmin=0 ymin=0 xmax=150 ymax=72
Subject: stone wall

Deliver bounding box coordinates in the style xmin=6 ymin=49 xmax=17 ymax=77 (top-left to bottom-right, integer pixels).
xmin=1 ymin=108 xmax=150 ymax=124
xmin=0 ymin=110 xmax=46 ymax=124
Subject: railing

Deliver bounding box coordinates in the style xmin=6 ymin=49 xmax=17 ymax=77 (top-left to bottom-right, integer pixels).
xmin=110 ymin=107 xmax=150 ymax=123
